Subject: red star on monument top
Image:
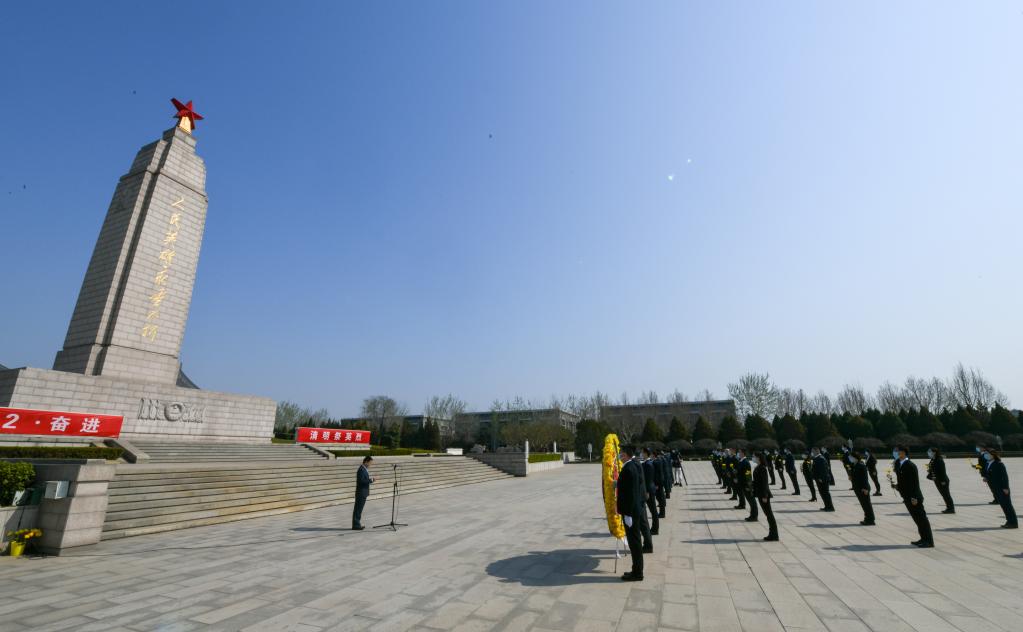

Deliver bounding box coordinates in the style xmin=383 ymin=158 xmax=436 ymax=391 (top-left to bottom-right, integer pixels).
xmin=171 ymin=98 xmax=203 ymax=133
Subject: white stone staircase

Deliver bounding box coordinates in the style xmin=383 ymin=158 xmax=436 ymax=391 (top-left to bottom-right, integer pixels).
xmin=128 ymin=439 xmax=326 ymax=463
xmin=101 ymin=455 xmax=512 ymax=539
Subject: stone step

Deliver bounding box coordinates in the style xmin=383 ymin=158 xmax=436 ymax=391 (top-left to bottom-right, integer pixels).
xmin=100 ymin=474 xmax=511 ymax=540
xmin=103 ymin=472 xmax=509 ymax=520
xmin=109 ymin=462 xmax=477 ymax=486
xmin=107 ymin=466 xmax=499 ymax=499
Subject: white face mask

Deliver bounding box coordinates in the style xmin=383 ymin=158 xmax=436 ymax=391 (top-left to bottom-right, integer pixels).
xmin=892 ymin=450 xmax=900 ymax=460
xmin=983 ymin=452 xmax=992 ymax=461
xmin=927 ymin=450 xmax=934 ymax=459
xmin=751 ymin=458 xmax=759 ymax=466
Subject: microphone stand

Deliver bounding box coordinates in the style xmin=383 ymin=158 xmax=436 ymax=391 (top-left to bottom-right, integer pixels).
xmin=373 ymin=464 xmax=408 ymax=531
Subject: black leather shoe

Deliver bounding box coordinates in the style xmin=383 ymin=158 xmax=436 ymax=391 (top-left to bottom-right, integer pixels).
xmin=989 ymin=500 xmax=1000 ymax=505
xmin=658 ymin=513 xmax=666 ymax=519
xmin=1002 ymin=523 xmax=1019 ymax=529
xmin=824 ymin=507 xmax=835 ymax=512
xmin=792 ymin=492 xmax=800 ymax=496
xmin=911 ymin=539 xmax=922 ymax=546
xmin=622 ymin=574 xmax=644 ymax=581
xmin=650 ymin=530 xmax=659 ymax=535
xmin=763 ymin=535 xmax=779 ymax=541
xmin=942 ymin=509 xmax=955 ymax=514
xmin=872 ymin=492 xmax=882 ymax=497
xmin=917 ymin=541 xmax=934 ymax=548
xmin=860 ymin=520 xmax=875 ymax=526
xmin=352 ymin=525 xmax=365 ymax=531
xmin=744 ymin=516 xmax=758 ymax=522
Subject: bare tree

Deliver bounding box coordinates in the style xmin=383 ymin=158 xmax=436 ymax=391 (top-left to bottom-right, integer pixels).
xmin=360 ymin=395 xmax=408 ymax=431
xmin=835 ymin=384 xmax=873 ymax=414
xmin=668 ymin=389 xmax=689 ymax=404
xmin=727 ymin=372 xmax=780 ymax=419
xmin=903 ymin=376 xmax=950 ymax=412
xmin=948 ymin=363 xmax=1008 ymax=409
xmin=424 ymin=394 xmax=467 ymax=420
xmin=875 ymin=381 xmax=907 ymax=412
xmin=696 ymin=388 xmax=715 ymax=402
xmin=776 ymin=388 xmax=808 ymax=417
xmin=637 ymin=390 xmax=660 ymax=405
xmin=619 ymin=391 xmax=630 ymax=406
xmin=807 ymin=391 xmax=834 ymax=414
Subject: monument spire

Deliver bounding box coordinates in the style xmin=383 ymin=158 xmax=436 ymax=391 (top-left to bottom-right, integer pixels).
xmin=171 ymin=98 xmax=203 ymax=134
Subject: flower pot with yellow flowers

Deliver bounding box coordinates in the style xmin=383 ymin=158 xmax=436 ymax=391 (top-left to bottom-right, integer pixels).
xmin=6 ymin=529 xmax=42 ymax=557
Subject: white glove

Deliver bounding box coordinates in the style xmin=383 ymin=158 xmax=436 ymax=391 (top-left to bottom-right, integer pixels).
xmin=623 ymin=515 xmax=633 ymax=528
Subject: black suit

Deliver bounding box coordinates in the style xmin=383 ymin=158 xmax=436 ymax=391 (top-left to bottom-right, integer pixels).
xmin=784 ymin=452 xmax=800 ymax=494
xmin=801 ymin=457 xmax=817 ymax=501
xmin=617 ymin=459 xmax=645 ymax=577
xmin=353 ymin=464 xmax=372 ymax=528
xmin=813 ymin=455 xmax=834 ymax=510
xmin=851 ymin=460 xmax=875 ymax=523
xmin=753 ymin=461 xmax=778 ymax=539
xmin=642 ymin=459 xmax=659 ymax=534
xmin=987 ymin=460 xmax=1018 ymax=527
xmin=660 ymin=456 xmax=672 ymax=499
xmin=895 ymin=459 xmax=933 ymax=544
xmin=866 ymin=453 xmax=881 ymax=495
xmin=927 ymin=456 xmax=955 ymax=512
xmin=735 ymin=458 xmax=751 ymax=511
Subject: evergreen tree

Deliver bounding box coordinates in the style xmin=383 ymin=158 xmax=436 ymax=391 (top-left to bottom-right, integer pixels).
xmin=574 ymin=419 xmax=613 ymax=456
xmin=775 ymin=414 xmax=806 ymax=444
xmin=862 ymin=407 xmax=882 ymax=426
xmin=989 ymin=403 xmax=1022 ymax=437
xmin=717 ymin=415 xmax=745 ymax=443
xmin=804 ymin=413 xmax=838 ymax=446
xmin=874 ymin=411 xmax=907 ymax=439
xmin=744 ymin=414 xmax=774 ymax=440
xmin=641 ymin=418 xmax=664 ymax=443
xmin=426 ymin=420 xmax=442 ymax=450
xmin=909 ymin=406 xmax=942 ymax=435
xmin=947 ymin=406 xmax=982 ymax=436
xmin=692 ymin=416 xmax=716 ymax=443
xmin=666 ymin=416 xmax=689 ymax=442
xmin=844 ymin=416 xmax=874 ymax=439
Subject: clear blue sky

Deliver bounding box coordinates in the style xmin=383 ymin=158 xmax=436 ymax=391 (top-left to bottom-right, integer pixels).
xmin=2 ymin=2 xmax=1020 ymax=416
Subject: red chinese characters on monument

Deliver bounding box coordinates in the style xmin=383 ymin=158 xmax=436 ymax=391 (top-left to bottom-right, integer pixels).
xmin=295 ymin=427 xmax=370 ymax=444
xmin=0 ymin=407 xmax=124 ymax=438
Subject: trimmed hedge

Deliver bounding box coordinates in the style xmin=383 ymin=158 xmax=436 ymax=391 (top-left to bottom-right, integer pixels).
xmin=0 ymin=462 xmax=35 ymax=506
xmin=328 ymin=447 xmax=436 ymax=457
xmin=528 ymin=453 xmax=563 ymax=464
xmin=0 ymin=446 xmax=124 ymax=461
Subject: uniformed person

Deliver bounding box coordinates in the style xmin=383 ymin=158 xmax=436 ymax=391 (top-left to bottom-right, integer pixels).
xmin=653 ymin=450 xmax=667 ymax=517
xmin=812 ymin=447 xmax=835 ymax=511
xmin=657 ymin=450 xmax=672 ymax=501
xmin=641 ymin=448 xmax=660 ymax=536
xmin=734 ymin=449 xmax=751 ymax=512
xmin=985 ymin=449 xmax=1018 ymax=529
xmin=849 ymin=451 xmax=875 ymax=525
xmin=617 ymin=444 xmax=646 ymax=580
xmin=801 ymin=451 xmax=817 ymax=502
xmin=784 ymin=448 xmax=800 ymax=495
xmin=766 ymin=451 xmax=777 ymax=485
xmin=726 ymin=449 xmax=739 ymax=500
xmin=926 ymin=447 xmax=955 ymax=514
xmin=753 ymin=451 xmax=778 ymax=541
xmin=893 ymin=445 xmax=934 ymax=547
xmin=864 ymin=449 xmax=882 ymax=496
xmin=978 ymin=445 xmax=999 ymax=505
xmin=822 ymin=447 xmax=836 ymax=486
xmin=774 ymin=451 xmax=787 ymax=490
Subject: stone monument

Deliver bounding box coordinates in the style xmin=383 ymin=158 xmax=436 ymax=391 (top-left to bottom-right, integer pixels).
xmin=0 ymin=100 xmax=276 ymax=443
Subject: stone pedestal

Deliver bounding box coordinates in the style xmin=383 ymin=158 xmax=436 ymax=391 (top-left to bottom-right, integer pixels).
xmin=29 ymin=460 xmax=116 ymax=554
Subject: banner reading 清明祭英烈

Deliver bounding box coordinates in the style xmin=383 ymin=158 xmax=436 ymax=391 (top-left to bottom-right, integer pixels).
xmin=0 ymin=407 xmax=124 ymax=438
xmin=295 ymin=427 xmax=371 ymax=444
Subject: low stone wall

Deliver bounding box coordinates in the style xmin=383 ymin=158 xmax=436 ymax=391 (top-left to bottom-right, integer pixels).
xmin=1 ymin=505 xmax=39 ymax=549
xmin=4 ymin=459 xmax=117 ymax=554
xmin=470 ymin=453 xmax=527 ymax=477
xmin=527 ymin=458 xmax=564 ymax=474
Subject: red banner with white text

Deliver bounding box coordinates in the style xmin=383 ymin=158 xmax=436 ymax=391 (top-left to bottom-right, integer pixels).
xmin=0 ymin=407 xmax=124 ymax=438
xmin=295 ymin=427 xmax=371 ymax=444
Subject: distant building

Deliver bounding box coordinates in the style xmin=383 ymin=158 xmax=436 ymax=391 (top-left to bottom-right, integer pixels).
xmin=402 ymin=415 xmax=453 ymax=438
xmin=462 ymin=408 xmax=581 ymax=437
xmin=600 ymin=400 xmax=736 ymax=434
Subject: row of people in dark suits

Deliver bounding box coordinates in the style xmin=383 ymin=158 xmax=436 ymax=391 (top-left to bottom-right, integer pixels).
xmin=616 ymin=445 xmax=679 ymax=581
xmin=711 ymin=444 xmax=1018 ymax=548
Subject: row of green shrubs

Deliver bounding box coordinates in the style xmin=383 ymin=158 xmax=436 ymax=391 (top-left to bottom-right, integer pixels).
xmin=0 ymin=462 xmax=36 ymax=506
xmin=328 ymin=447 xmax=438 ymax=457
xmin=528 ymin=453 xmax=563 ymax=463
xmin=0 ymin=446 xmax=123 ymax=460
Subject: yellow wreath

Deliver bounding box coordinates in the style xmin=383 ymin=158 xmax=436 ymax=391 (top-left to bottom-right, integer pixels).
xmin=601 ymin=433 xmax=626 ymax=539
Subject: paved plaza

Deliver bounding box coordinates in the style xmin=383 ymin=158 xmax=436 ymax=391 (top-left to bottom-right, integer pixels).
xmin=2 ymin=458 xmax=1023 ymax=632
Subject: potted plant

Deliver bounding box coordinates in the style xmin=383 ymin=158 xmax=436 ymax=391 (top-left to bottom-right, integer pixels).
xmin=5 ymin=528 xmax=42 ymax=558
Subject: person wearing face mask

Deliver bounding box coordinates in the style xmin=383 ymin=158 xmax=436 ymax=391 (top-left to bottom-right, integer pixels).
xmin=926 ymin=447 xmax=955 ymax=514
xmin=985 ymin=449 xmax=1017 ymax=529
xmin=893 ymin=445 xmax=934 ymax=548
xmin=753 ymin=451 xmax=778 ymax=540
xmin=734 ymin=449 xmax=752 ymax=512
xmin=801 ymin=451 xmax=817 ymax=502
xmin=864 ymin=449 xmax=882 ymax=496
xmin=849 ymin=451 xmax=875 ymax=525
xmin=726 ymin=449 xmax=739 ymax=501
xmin=812 ymin=447 xmax=835 ymax=511
xmin=616 ymin=445 xmax=645 ymax=581
xmin=978 ymin=446 xmax=999 ymax=505
xmin=766 ymin=450 xmax=777 ymax=486
xmin=784 ymin=448 xmax=800 ymax=495
xmin=641 ymin=448 xmax=660 ymax=537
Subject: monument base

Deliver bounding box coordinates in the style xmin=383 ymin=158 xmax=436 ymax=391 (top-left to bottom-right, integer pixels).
xmin=0 ymin=367 xmax=276 ymax=444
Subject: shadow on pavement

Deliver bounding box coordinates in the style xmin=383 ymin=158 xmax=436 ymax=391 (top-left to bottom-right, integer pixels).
xmin=686 ymin=537 xmax=763 ymax=545
xmin=566 ymin=532 xmax=609 ymax=538
xmin=486 ymin=549 xmax=621 ymax=586
xmin=939 ymin=526 xmax=1003 ymax=532
xmin=825 ymin=544 xmax=916 ymax=551
xmin=291 ymin=527 xmax=349 ymax=532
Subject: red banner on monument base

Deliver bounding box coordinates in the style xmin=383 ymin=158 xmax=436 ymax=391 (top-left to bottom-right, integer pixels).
xmin=296 ymin=427 xmax=370 ymax=444
xmin=0 ymin=407 xmax=124 ymax=438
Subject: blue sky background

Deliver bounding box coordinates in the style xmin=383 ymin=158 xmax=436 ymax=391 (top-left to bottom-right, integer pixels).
xmin=2 ymin=1 xmax=1020 ymax=415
